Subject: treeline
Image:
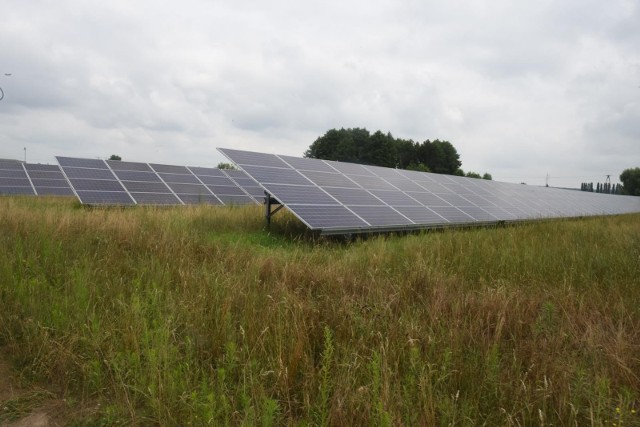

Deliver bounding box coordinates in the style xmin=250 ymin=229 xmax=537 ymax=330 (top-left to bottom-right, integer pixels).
xmin=580 ymin=168 xmax=640 ymax=196
xmin=580 ymin=182 xmax=624 ymax=194
xmin=304 ymin=128 xmax=492 ymax=179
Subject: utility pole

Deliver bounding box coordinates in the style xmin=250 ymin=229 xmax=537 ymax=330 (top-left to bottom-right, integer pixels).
xmin=545 ymin=173 xmax=549 ymax=187
xmin=24 ymin=147 xmax=27 ymax=163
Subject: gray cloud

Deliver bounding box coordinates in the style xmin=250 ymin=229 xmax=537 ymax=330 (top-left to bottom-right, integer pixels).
xmin=1 ymin=0 xmax=638 ymax=187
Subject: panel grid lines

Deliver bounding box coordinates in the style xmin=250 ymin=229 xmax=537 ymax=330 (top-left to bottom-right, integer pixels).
xmin=281 ymin=154 xmax=418 ymax=226
xmin=218 ymin=148 xmax=640 ymax=234
xmin=56 ymin=156 xmax=262 ymax=206
xmin=273 ymin=155 xmax=372 ymax=227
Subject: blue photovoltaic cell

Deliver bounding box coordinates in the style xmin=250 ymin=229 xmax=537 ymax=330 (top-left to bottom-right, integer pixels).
xmin=347 ymin=174 xmax=397 ymax=190
xmin=113 ymin=170 xmax=162 ymax=182
xmin=241 ymin=165 xmax=311 ymax=186
xmin=0 ymin=187 xmax=36 ymax=195
xmin=166 ymin=182 xmax=210 ymax=194
xmin=177 ymin=194 xmax=223 ymax=205
xmin=287 ymin=205 xmax=369 ymax=229
xmin=189 ymin=167 xmax=226 ymax=176
xmin=76 ymin=191 xmax=134 ymax=205
xmin=121 ymin=181 xmax=173 ymax=193
xmin=436 ymin=193 xmax=475 ymax=207
xmin=206 ymin=185 xmax=246 ymax=196
xmin=57 ymin=157 xmax=107 ymax=169
xmin=219 ymin=148 xmax=290 ymax=168
xmin=278 ymin=155 xmax=337 ymax=173
xmin=106 ymin=160 xmax=153 ymax=172
xmin=30 ymin=178 xmax=69 ymax=188
xmin=394 ymin=206 xmax=445 ymax=224
xmin=150 ymin=164 xmax=190 ymax=174
xmin=364 ymin=164 xmax=403 ymax=179
xmin=215 ymin=195 xmax=255 ymax=205
xmin=222 ymin=169 xmax=252 ymax=178
xmin=429 ymin=206 xmax=475 ymax=223
xmin=462 ymin=194 xmax=494 ymax=207
xmin=195 ymin=175 xmax=234 ymax=186
xmin=458 ymin=206 xmax=497 ymax=222
xmin=63 ymin=167 xmax=115 ymax=180
xmin=370 ymin=190 xmax=422 ymax=206
xmin=404 ymin=191 xmax=451 ymax=206
xmin=325 ymin=160 xmax=375 ymax=176
xmin=24 ymin=164 xmax=61 ymax=172
xmin=34 ymin=187 xmax=75 ymax=196
xmin=443 ymin=184 xmax=474 ymax=195
xmin=348 ymin=206 xmax=414 ymax=227
xmin=129 ymin=193 xmax=182 ymax=205
xmin=384 ymin=177 xmax=428 ymax=192
xmin=261 ymin=184 xmax=336 ymax=205
xmin=158 ymin=173 xmax=200 ymax=184
xmin=324 ymin=187 xmax=385 ymax=206
xmin=25 ymin=170 xmax=65 ymax=180
xmin=69 ymin=179 xmax=126 ymax=192
xmin=233 ymin=178 xmax=261 ymax=188
xmin=299 ymin=170 xmax=360 ymax=188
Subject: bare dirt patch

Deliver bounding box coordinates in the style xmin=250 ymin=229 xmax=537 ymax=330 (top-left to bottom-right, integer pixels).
xmin=0 ymin=350 xmax=64 ymax=427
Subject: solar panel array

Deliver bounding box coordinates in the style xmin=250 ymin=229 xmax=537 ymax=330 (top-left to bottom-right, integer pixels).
xmin=0 ymin=161 xmax=74 ymax=196
xmin=219 ymin=148 xmax=640 ymax=235
xmin=56 ymin=157 xmax=263 ymax=206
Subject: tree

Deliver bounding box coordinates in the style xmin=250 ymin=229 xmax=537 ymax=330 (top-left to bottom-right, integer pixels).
xmin=217 ymin=162 xmax=236 ymax=170
xmin=406 ymin=162 xmax=430 ymax=172
xmin=364 ymin=131 xmax=396 ymax=168
xmin=620 ymin=167 xmax=640 ymax=196
xmin=305 ymin=128 xmax=468 ymax=176
xmin=415 ymin=140 xmax=462 ymax=175
xmin=395 ymin=138 xmax=417 ymax=169
xmin=465 ymin=171 xmax=482 ymax=179
xmin=482 ymin=173 xmax=492 ymax=180
xmin=109 ymin=154 xmax=121 ymax=161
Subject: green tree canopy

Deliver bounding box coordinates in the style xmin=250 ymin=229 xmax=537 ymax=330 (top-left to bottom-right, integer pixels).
xmin=109 ymin=154 xmax=121 ymax=161
xmin=217 ymin=162 xmax=237 ymax=170
xmin=620 ymin=167 xmax=640 ymax=196
xmin=304 ymin=128 xmax=465 ymax=176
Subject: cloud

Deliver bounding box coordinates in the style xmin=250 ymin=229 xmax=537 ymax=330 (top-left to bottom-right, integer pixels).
xmin=0 ymin=0 xmax=638 ymax=186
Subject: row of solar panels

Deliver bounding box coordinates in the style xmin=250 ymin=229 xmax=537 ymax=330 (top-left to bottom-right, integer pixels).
xmin=0 ymin=160 xmax=75 ymax=196
xmin=219 ymin=148 xmax=640 ymax=235
xmin=0 ymin=158 xmax=264 ymax=206
xmin=3 ymin=151 xmax=640 ymax=236
xmin=55 ymin=157 xmax=264 ymax=205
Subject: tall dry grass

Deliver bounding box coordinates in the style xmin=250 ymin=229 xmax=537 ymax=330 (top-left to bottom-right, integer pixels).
xmin=1 ymin=196 xmax=639 ymax=425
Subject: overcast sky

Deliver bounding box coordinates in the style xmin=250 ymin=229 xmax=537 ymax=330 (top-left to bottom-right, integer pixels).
xmin=1 ymin=0 xmax=638 ymax=187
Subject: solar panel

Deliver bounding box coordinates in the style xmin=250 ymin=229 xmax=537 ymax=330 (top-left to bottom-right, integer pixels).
xmin=0 ymin=162 xmax=36 ymax=196
xmin=0 ymin=162 xmax=74 ymax=197
xmin=57 ymin=157 xmax=262 ymax=206
xmin=0 ymin=161 xmax=28 ymax=171
xmin=218 ymin=148 xmax=640 ymax=235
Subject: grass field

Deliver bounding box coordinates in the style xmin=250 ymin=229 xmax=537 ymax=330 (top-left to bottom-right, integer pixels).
xmin=0 ymin=196 xmax=639 ymax=425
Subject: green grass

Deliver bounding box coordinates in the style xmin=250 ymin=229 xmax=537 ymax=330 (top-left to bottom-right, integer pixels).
xmin=1 ymin=196 xmax=639 ymax=425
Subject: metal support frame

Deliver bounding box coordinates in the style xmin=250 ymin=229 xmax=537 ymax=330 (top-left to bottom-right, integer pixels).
xmin=264 ymin=191 xmax=284 ymax=227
